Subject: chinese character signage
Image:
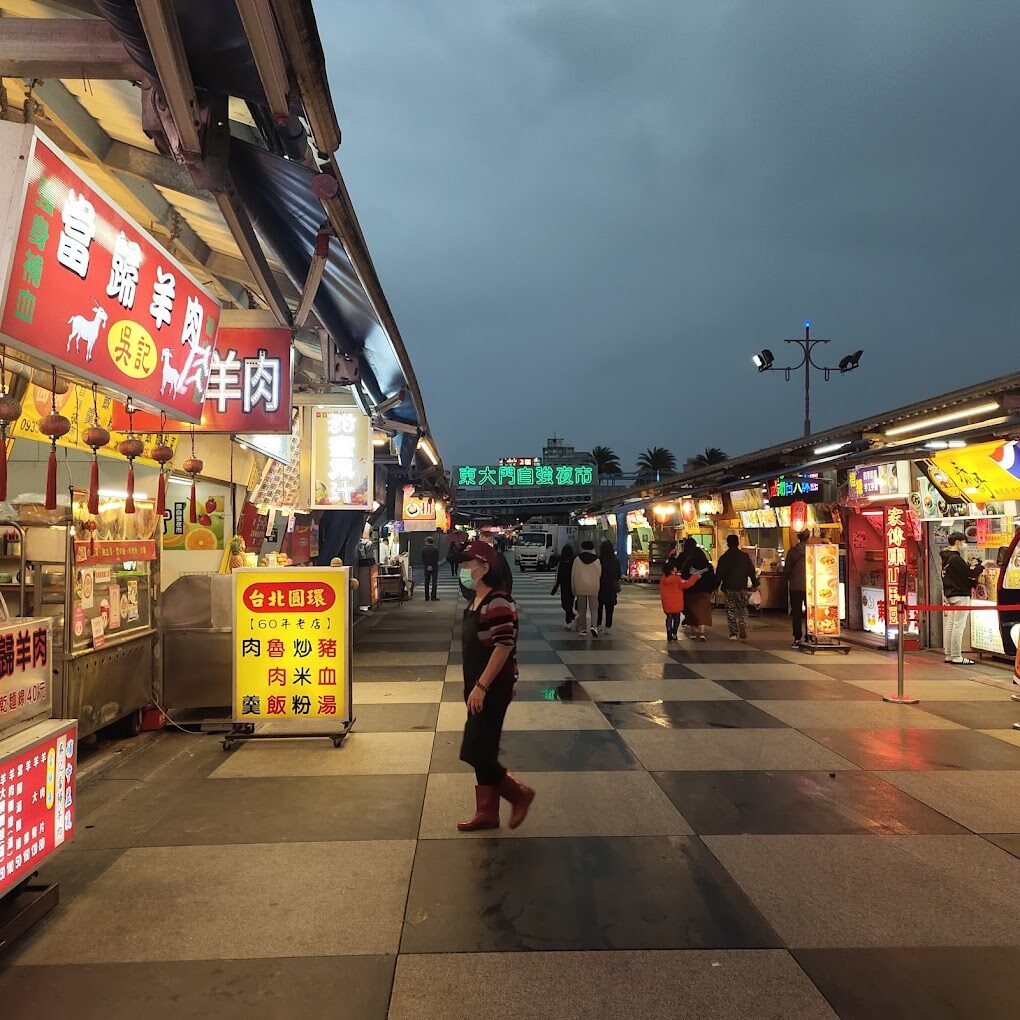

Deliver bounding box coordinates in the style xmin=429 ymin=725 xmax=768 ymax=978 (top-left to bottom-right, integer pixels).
xmin=109 ymin=324 xmax=293 ymax=434
xmin=933 ymin=441 xmax=1020 ymax=501
xmin=456 ymin=464 xmax=594 ymax=488
xmin=806 ymin=545 xmax=840 ymax=640
xmin=0 ymin=619 xmax=51 ymax=732
xmin=309 ymin=406 xmax=372 ymax=510
xmin=767 ymin=474 xmax=822 ymax=506
xmin=0 ymin=719 xmax=77 ymax=896
xmin=0 ymin=124 xmax=219 ymax=421
xmin=883 ymin=506 xmax=918 ymax=636
xmin=233 ymin=568 xmax=351 ymax=724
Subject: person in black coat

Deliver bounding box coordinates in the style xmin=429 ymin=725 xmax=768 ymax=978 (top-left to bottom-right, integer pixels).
xmin=550 ymin=544 xmax=576 ymax=628
xmin=421 ymin=536 xmax=440 ymax=601
xmin=716 ymin=534 xmax=758 ymax=639
xmin=680 ymin=538 xmax=714 ymax=640
xmin=597 ymin=539 xmax=622 ymax=632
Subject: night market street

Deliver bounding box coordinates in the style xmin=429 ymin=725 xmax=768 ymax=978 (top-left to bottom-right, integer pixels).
xmin=2 ymin=566 xmax=1018 ymax=1019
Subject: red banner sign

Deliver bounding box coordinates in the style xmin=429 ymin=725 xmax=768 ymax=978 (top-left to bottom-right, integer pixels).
xmin=110 ymin=325 xmax=293 ymax=434
xmin=0 ymin=125 xmax=219 ymax=421
xmin=73 ymin=540 xmax=157 ymax=566
xmin=0 ymin=721 xmax=77 ymax=896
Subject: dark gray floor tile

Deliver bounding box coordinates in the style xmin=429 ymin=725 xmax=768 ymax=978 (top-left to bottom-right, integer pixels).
xmin=0 ymin=955 xmax=395 ymax=1019
xmin=353 ymin=666 xmax=448 ymax=682
xmin=794 ymin=947 xmax=1020 ymax=1020
xmin=32 ymin=848 xmax=126 ymax=899
xmin=441 ymin=680 xmax=590 ymax=703
xmin=401 ymin=836 xmax=779 ymax=952
xmin=429 ymin=730 xmax=641 ymax=773
xmin=98 ymin=733 xmax=225 ymax=781
xmin=805 ymin=728 xmax=1020 ymax=770
xmin=515 ymin=651 xmax=565 ymax=664
xmin=599 ymin=700 xmax=787 ymax=730
xmin=984 ymin=833 xmax=1020 ymax=859
xmin=352 ymin=704 xmax=439 ymax=731
xmin=546 ymin=639 xmax=652 ymax=652
xmin=567 ymin=663 xmax=700 ymax=681
xmin=713 ymin=677 xmax=882 ymax=700
xmin=912 ymin=702 xmax=1020 ymax=729
xmin=136 ymin=775 xmax=426 ymax=845
xmin=666 ymin=651 xmax=785 ymax=664
xmin=653 ymin=770 xmax=968 ymax=835
xmin=356 ymin=640 xmax=451 ymax=653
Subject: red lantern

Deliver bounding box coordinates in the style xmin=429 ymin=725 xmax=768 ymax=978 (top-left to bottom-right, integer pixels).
xmin=790 ymin=500 xmax=809 ymax=533
xmin=680 ymin=498 xmax=697 ymax=525
xmin=116 ymin=404 xmax=144 ymax=514
xmin=183 ymin=429 xmax=203 ymax=524
xmin=39 ymin=369 xmax=71 ymax=511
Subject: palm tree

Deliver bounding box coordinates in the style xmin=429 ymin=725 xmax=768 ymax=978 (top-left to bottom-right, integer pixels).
xmin=636 ymin=447 xmax=677 ymax=482
xmin=591 ymin=445 xmax=622 ymax=476
xmin=691 ymin=447 xmax=728 ymax=468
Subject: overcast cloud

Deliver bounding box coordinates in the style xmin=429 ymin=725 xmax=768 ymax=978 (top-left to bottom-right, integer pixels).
xmin=321 ymin=1 xmax=1020 ymax=471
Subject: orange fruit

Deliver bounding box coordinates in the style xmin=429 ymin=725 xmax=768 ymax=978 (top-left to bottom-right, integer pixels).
xmin=184 ymin=527 xmax=217 ymax=551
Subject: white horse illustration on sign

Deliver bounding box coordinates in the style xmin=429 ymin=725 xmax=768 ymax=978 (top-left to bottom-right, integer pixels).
xmin=66 ymin=302 xmax=109 ymax=363
xmin=160 ymin=348 xmax=181 ymax=396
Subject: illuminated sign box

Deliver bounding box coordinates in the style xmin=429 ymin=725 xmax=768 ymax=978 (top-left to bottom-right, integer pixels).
xmin=309 ymin=406 xmax=373 ymax=510
xmin=767 ymin=474 xmax=823 ymax=506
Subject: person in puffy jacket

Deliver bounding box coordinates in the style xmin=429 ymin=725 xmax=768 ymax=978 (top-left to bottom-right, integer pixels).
xmin=660 ymin=562 xmax=701 ymax=641
xmin=940 ymin=532 xmax=984 ymax=664
xmin=781 ymin=531 xmax=810 ymax=647
xmin=716 ymin=534 xmax=759 ymax=640
xmin=571 ymin=540 xmax=602 ymax=637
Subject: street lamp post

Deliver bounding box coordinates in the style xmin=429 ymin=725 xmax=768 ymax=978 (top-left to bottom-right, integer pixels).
xmin=752 ymin=322 xmax=862 ymax=436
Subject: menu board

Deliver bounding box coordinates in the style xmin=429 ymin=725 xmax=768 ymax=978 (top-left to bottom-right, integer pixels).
xmin=806 ymin=543 xmax=840 ymax=640
xmin=0 ymin=719 xmax=77 ymax=896
xmin=970 ymin=600 xmax=1005 ymax=655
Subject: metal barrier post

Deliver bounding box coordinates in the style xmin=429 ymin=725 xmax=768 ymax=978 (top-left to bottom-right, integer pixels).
xmin=884 ymin=591 xmax=918 ymax=705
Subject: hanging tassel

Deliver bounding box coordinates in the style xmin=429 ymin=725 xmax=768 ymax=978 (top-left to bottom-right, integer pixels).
xmin=88 ymin=455 xmax=99 ymax=515
xmin=125 ymin=462 xmax=136 ymax=515
xmin=45 ymin=445 xmax=57 ymax=510
xmin=156 ymin=470 xmax=167 ymax=517
xmin=189 ymin=477 xmax=198 ymax=523
xmin=0 ymin=431 xmax=7 ymax=503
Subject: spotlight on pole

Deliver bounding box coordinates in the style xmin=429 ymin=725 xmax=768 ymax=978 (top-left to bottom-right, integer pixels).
xmin=752 ymin=348 xmax=775 ymax=372
xmin=838 ymin=349 xmax=864 ymax=373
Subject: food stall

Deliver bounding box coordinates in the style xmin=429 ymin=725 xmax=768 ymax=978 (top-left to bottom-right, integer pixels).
xmin=625 ymin=508 xmax=653 ymax=580
xmin=919 ymin=444 xmax=1020 ymax=660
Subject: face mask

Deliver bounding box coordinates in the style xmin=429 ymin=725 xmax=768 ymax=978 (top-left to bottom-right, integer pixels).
xmin=459 ymin=567 xmax=478 ymax=589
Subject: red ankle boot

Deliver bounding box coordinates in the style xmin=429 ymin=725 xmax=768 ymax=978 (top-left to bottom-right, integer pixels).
xmin=497 ymin=773 xmax=536 ymax=829
xmin=457 ymin=786 xmax=500 ymax=831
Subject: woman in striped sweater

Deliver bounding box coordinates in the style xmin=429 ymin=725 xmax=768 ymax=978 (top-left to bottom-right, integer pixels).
xmin=454 ymin=540 xmax=535 ymax=831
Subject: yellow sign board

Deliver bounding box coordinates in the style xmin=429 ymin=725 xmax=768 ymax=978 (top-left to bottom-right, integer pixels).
xmin=806 ymin=543 xmax=840 ymax=640
xmin=233 ymin=568 xmax=351 ymax=724
xmin=11 ymin=382 xmax=179 ymax=467
xmin=933 ymin=442 xmax=1020 ymax=501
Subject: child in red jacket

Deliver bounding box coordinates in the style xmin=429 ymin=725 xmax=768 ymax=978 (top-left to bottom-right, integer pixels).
xmin=660 ymin=563 xmax=701 ymax=642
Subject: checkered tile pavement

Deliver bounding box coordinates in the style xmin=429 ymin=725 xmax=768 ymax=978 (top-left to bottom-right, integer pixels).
xmin=3 ymin=565 xmax=1019 ymax=1018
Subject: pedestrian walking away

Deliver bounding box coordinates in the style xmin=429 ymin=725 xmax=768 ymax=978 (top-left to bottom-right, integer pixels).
xmin=940 ymin=531 xmax=984 ymax=664
xmin=680 ymin=537 xmax=716 ymax=641
xmin=446 ymin=538 xmax=461 ymax=577
xmin=716 ymin=534 xmax=759 ymax=639
xmin=550 ymin=543 xmax=576 ymax=628
xmin=782 ymin=530 xmax=810 ymax=646
xmin=660 ymin=562 xmax=701 ymax=641
xmin=597 ymin=539 xmax=622 ymax=632
xmin=571 ymin=540 xmax=602 ymax=637
xmin=454 ymin=541 xmax=535 ymax=832
xmin=421 ymin=536 xmax=440 ymax=601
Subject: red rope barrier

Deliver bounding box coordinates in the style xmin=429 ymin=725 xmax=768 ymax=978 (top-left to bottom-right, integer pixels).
xmin=910 ymin=604 xmax=1020 ymax=612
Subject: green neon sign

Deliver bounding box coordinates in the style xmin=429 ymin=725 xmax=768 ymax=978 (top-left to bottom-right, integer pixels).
xmin=456 ymin=464 xmax=593 ymax=488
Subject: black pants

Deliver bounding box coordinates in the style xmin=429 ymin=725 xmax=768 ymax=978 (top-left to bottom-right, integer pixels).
xmin=665 ymin=612 xmax=682 ymax=638
xmin=560 ymin=591 xmax=575 ymax=624
xmin=460 ymin=678 xmax=513 ymax=785
xmin=423 ymin=568 xmax=437 ymax=600
xmin=790 ymin=589 xmax=807 ymax=641
xmin=597 ymin=599 xmax=615 ymax=628
xmin=449 ymin=561 xmax=458 ymax=576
